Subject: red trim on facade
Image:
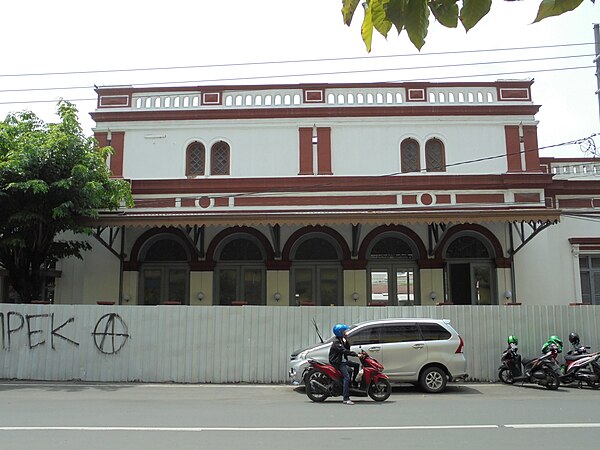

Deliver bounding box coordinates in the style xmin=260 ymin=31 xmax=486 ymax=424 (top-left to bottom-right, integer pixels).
xmin=317 ymin=127 xmax=333 ymax=175
xmin=514 ymin=193 xmax=540 ymax=203
xmin=134 ymin=198 xmax=175 ymax=208
xmin=455 ymin=193 xmax=505 ymax=204
xmin=214 ymin=197 xmax=229 ymax=207
xmin=304 ymin=89 xmax=325 ymax=103
xmin=432 ymin=224 xmax=510 ymax=269
xmin=357 ymin=225 xmax=428 ymax=261
xmin=557 ymin=198 xmax=596 ymax=208
xmin=129 ymin=173 xmax=555 ymax=195
xmin=199 ymin=197 xmax=211 ymax=208
xmin=125 ymin=227 xmax=198 ymax=271
xmin=99 ymin=95 xmax=130 ymax=108
xmin=204 ymin=226 xmax=275 ymax=268
xmin=402 ymin=195 xmax=418 ymax=205
xmin=436 ymin=194 xmax=452 ymax=204
xmin=498 ymin=87 xmax=530 ymax=101
xmin=91 ymin=105 xmax=541 ymax=123
xmin=96 ymin=80 xmax=533 ymax=94
xmin=504 ymin=126 xmax=522 ymax=172
xmin=202 ymin=92 xmax=221 ymax=105
xmin=96 ymin=87 xmax=133 ymax=109
xmin=109 ymin=132 xmax=125 ymax=178
xmin=407 ymin=88 xmax=426 ymax=102
xmin=569 ymin=237 xmax=600 ymax=245
xmin=298 ymin=127 xmax=313 ymax=175
xmin=281 ymin=226 xmax=351 ymax=262
xmin=95 ymin=131 xmax=126 ymax=178
xmin=523 ymin=125 xmax=540 ymax=171
xmin=233 ymin=195 xmax=397 ymax=207
xmin=420 ymin=193 xmax=433 ymax=205
xmin=181 ymin=197 xmax=195 ymax=207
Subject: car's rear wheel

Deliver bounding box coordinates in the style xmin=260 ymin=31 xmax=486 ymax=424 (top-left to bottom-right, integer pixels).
xmin=419 ymin=366 xmax=448 ymax=393
xmin=368 ymin=378 xmax=392 ymax=401
xmin=305 ymin=369 xmax=331 ymax=402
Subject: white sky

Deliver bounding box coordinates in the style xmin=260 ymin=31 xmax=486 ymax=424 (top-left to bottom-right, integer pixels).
xmin=1 ymin=1 xmax=598 ymax=158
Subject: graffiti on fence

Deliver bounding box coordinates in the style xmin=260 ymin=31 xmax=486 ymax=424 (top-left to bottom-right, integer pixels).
xmin=0 ymin=311 xmax=129 ymax=354
xmin=92 ymin=313 xmax=130 ymax=354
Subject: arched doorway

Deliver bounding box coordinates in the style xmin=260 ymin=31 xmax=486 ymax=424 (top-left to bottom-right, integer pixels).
xmin=139 ymin=234 xmax=190 ymax=305
xmin=289 ymin=233 xmax=343 ymax=306
xmin=214 ymin=234 xmax=266 ymax=305
xmin=444 ymin=233 xmax=496 ymax=305
xmin=366 ymin=233 xmax=420 ymax=306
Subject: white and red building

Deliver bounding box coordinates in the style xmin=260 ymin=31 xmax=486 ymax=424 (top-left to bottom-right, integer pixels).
xmin=3 ymin=81 xmax=600 ymax=307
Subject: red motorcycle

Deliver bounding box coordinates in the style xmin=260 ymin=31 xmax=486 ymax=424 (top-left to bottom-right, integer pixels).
xmin=305 ymin=350 xmax=392 ymax=402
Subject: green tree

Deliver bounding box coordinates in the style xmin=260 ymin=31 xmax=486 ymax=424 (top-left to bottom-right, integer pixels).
xmin=342 ymin=0 xmax=592 ymax=51
xmin=0 ymin=101 xmax=133 ymax=303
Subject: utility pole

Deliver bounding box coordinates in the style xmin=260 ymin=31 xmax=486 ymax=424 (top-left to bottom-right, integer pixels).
xmin=595 ymin=24 xmax=600 ymax=127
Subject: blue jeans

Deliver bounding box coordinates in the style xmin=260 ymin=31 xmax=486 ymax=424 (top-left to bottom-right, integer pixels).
xmin=339 ymin=362 xmax=351 ymax=401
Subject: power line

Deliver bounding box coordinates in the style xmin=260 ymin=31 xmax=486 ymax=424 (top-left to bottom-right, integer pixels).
xmin=127 ymin=133 xmax=599 ymax=205
xmin=0 ymin=54 xmax=593 ymax=95
xmin=0 ymin=65 xmax=593 ymax=107
xmin=0 ymin=42 xmax=593 ymax=79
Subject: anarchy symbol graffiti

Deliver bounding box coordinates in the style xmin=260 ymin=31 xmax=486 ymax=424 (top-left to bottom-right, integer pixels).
xmin=92 ymin=313 xmax=130 ymax=355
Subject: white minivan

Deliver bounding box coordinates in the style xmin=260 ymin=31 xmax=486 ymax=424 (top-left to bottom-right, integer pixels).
xmin=288 ymin=318 xmax=468 ymax=393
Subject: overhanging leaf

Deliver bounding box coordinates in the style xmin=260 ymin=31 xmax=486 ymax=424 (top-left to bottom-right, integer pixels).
xmin=459 ymin=0 xmax=492 ymax=31
xmin=342 ymin=0 xmax=361 ymax=25
xmin=385 ymin=0 xmax=409 ymax=34
xmin=371 ymin=0 xmax=393 ymax=37
xmin=361 ymin=1 xmax=375 ymax=52
xmin=533 ymin=0 xmax=584 ymax=23
xmin=429 ymin=0 xmax=459 ymax=28
xmin=405 ymin=0 xmax=430 ymax=50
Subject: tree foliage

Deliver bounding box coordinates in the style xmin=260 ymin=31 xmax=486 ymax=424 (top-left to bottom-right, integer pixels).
xmin=0 ymin=101 xmax=133 ymax=303
xmin=342 ymin=0 xmax=591 ymax=51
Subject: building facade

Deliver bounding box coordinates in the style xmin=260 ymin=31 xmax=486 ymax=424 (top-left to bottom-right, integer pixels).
xmin=2 ymin=81 xmax=600 ymax=306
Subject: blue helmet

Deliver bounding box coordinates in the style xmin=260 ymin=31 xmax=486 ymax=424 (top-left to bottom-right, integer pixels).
xmin=333 ymin=323 xmax=349 ymax=338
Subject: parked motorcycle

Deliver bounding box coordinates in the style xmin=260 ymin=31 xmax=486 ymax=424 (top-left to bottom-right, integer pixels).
xmin=305 ymin=349 xmax=392 ymax=402
xmin=554 ymin=333 xmax=600 ymax=389
xmin=498 ymin=340 xmax=560 ymax=390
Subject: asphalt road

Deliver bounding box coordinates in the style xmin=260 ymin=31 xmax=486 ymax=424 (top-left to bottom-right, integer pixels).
xmin=1 ymin=381 xmax=599 ymax=450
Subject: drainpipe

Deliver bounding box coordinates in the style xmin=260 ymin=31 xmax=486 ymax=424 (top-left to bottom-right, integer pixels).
xmin=118 ymin=226 xmax=125 ymax=305
xmin=508 ymin=224 xmax=517 ymax=303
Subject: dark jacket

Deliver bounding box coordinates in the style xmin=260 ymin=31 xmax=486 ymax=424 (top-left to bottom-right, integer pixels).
xmin=329 ymin=337 xmax=353 ymax=366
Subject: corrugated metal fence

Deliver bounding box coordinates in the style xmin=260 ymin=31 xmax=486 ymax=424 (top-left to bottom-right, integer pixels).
xmin=1 ymin=304 xmax=599 ymax=383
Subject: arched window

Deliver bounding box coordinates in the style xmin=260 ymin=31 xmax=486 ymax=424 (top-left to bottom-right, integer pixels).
xmin=211 ymin=141 xmax=230 ymax=175
xmin=215 ymin=235 xmax=266 ymax=305
xmin=425 ymin=138 xmax=445 ymax=172
xmin=291 ymin=235 xmax=342 ymax=306
xmin=186 ymin=142 xmax=205 ymax=176
xmin=444 ymin=234 xmax=496 ymax=305
xmin=401 ymin=138 xmax=420 ymax=173
xmin=139 ymin=234 xmax=190 ymax=305
xmin=367 ymin=234 xmax=419 ymax=306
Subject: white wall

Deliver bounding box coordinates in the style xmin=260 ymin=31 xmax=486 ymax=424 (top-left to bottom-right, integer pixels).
xmin=515 ymin=216 xmax=600 ymax=305
xmin=113 ymin=116 xmax=514 ymax=180
xmin=56 ymin=234 xmax=120 ymax=305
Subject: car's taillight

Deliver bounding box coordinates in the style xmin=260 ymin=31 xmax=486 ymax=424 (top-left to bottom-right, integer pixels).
xmin=455 ymin=335 xmax=464 ymax=354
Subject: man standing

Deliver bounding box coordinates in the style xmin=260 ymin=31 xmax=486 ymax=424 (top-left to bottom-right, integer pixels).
xmin=329 ymin=323 xmax=358 ymax=405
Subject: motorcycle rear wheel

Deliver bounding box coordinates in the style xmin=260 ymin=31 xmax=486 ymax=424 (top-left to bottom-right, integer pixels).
xmin=368 ymin=379 xmax=392 ymax=402
xmin=544 ymin=369 xmax=560 ymax=390
xmin=305 ymin=369 xmax=331 ymax=402
xmin=587 ymin=368 xmax=600 ymax=389
xmin=498 ymin=368 xmax=514 ymax=384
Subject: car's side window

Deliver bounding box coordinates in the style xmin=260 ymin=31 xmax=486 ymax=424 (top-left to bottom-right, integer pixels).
xmin=347 ymin=326 xmax=381 ymax=345
xmin=419 ymin=323 xmax=451 ymax=341
xmin=380 ymin=324 xmax=420 ymax=343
